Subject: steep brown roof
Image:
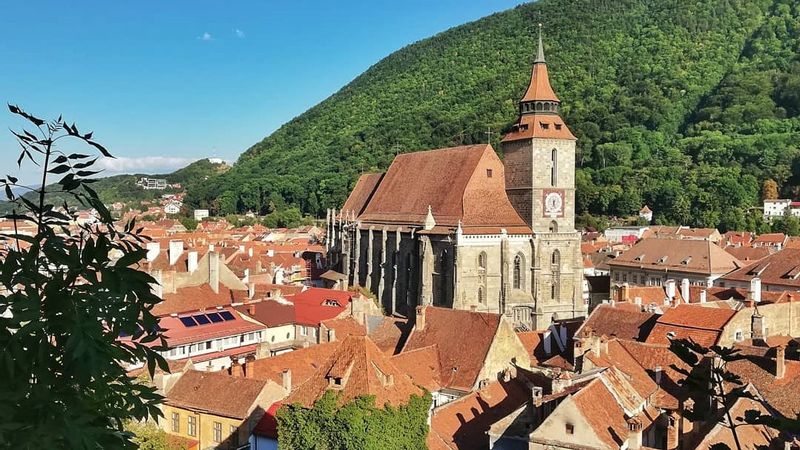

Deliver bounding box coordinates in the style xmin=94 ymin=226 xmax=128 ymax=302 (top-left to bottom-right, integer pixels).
xmin=722 ymin=247 xmax=800 ymax=289
xmin=577 ymin=304 xmax=657 ymax=341
xmin=367 ymin=316 xmax=412 ymax=355
xmin=521 ymin=61 xmax=559 ymax=103
xmin=234 ymin=300 xmax=294 ymax=327
xmin=285 ymin=335 xmax=422 ymax=408
xmin=645 ymin=304 xmax=736 ymax=347
xmin=727 ymin=355 xmax=800 ymax=419
xmin=391 ymin=344 xmax=442 ymax=392
xmin=357 ymin=145 xmax=530 ymax=233
xmin=501 ymin=114 xmax=576 ymax=141
xmin=248 ymin=341 xmax=341 ymax=388
xmin=429 ymin=378 xmax=530 ymax=450
xmin=402 ymin=306 xmax=502 ymax=391
xmin=340 ymin=172 xmax=384 ymax=217
xmin=320 ymin=316 xmax=366 ymax=341
xmin=724 ymin=246 xmax=772 ymax=262
xmin=609 ymin=238 xmax=741 ymax=275
xmin=165 ymin=370 xmax=268 ymax=419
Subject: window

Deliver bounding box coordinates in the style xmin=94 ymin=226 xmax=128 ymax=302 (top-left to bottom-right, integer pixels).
xmin=286 ymin=332 xmax=291 ymax=339
xmin=541 ymin=122 xmax=550 ymax=130
xmin=551 ymin=250 xmax=560 ymax=266
xmin=187 ymin=416 xmax=197 ymax=437
xmin=478 ymin=252 xmax=487 ymax=271
xmin=300 ymin=326 xmax=307 ymax=336
xmin=735 ymin=330 xmax=743 ymax=342
xmin=271 ymin=335 xmax=275 ymax=342
xmin=171 ymin=412 xmax=180 ymax=433
xmin=486 ymin=169 xmax=493 ymax=178
xmin=551 ymin=284 xmax=556 ymax=300
xmin=551 ymin=148 xmax=558 ymax=186
xmin=566 ymin=423 xmax=574 ymax=434
xmin=513 ymin=254 xmax=523 ymax=290
xmin=478 ymin=286 xmax=485 ymax=304
xmin=549 ymin=220 xmax=558 ymax=233
xmin=205 ymin=341 xmax=212 ymax=350
xmin=555 ymin=123 xmax=563 ymax=131
xmin=213 ymin=421 xmax=222 ymax=443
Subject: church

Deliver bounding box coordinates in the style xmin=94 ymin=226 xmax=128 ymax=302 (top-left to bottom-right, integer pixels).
xmin=326 ymin=31 xmax=586 ymax=330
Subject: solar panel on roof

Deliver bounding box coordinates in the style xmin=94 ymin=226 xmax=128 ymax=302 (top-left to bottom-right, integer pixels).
xmin=179 ymin=317 xmax=198 ymax=327
xmin=193 ymin=314 xmax=211 ymax=325
xmin=219 ymin=311 xmax=235 ymax=321
xmin=206 ymin=312 xmax=223 ymax=323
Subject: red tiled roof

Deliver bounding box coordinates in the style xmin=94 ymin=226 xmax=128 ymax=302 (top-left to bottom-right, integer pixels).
xmin=721 ymin=247 xmax=800 ymax=289
xmin=429 ymin=378 xmax=530 ymax=450
xmin=340 ymin=173 xmax=384 ymax=217
xmin=521 ymin=60 xmax=559 ymax=103
xmin=288 ymin=288 xmax=352 ymax=326
xmin=367 ymin=316 xmax=412 ymax=355
xmin=235 ymin=300 xmax=295 ymax=328
xmin=285 ymin=335 xmax=422 ymax=408
xmin=577 ymin=304 xmax=657 ymax=341
xmin=609 ymin=238 xmax=741 ymax=275
xmin=391 ymin=345 xmax=442 ymax=392
xmin=165 ymin=370 xmax=268 ymax=419
xmin=753 ymin=233 xmax=787 ymax=244
xmin=320 ymin=317 xmax=366 ymax=341
xmin=248 ymin=341 xmax=341 ymax=388
xmin=153 ymin=284 xmax=247 ymax=316
xmin=357 ymin=145 xmax=530 ymax=234
xmin=501 ymin=113 xmax=576 ymax=142
xmin=402 ymin=306 xmax=501 ymax=391
xmin=728 ymin=355 xmax=800 ymax=419
xmin=156 ymin=307 xmax=265 ymax=347
xmin=645 ymin=304 xmax=735 ymax=347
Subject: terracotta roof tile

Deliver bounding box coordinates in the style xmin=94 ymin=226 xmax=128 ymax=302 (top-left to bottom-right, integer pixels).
xmin=722 ymin=247 xmax=800 ymax=289
xmin=287 ymin=288 xmax=352 ymax=326
xmin=235 ymin=300 xmax=295 ymax=327
xmin=367 ymin=316 xmax=412 ymax=355
xmin=285 ymin=336 xmax=422 ymax=408
xmin=391 ymin=345 xmax=442 ymax=392
xmin=165 ymin=370 xmax=268 ymax=419
xmin=153 ymin=284 xmax=248 ymax=316
xmin=248 ymin=341 xmax=341 ymax=388
xmin=610 ymin=238 xmax=741 ymax=275
xmin=402 ymin=306 xmax=501 ymax=391
xmin=577 ymin=304 xmax=657 ymax=341
xmin=340 ymin=173 xmax=384 ymax=217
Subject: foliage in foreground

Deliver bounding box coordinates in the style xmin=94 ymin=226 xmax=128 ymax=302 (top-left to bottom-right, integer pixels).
xmin=277 ymin=391 xmax=432 ymax=450
xmin=0 ymin=106 xmax=168 ymax=448
xmin=124 ymin=420 xmax=188 ymax=450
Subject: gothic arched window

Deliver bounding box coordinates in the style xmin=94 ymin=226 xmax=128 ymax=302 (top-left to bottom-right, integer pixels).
xmin=513 ymin=254 xmax=524 ymax=290
xmin=478 ymin=286 xmax=485 ymax=304
xmin=551 ymin=148 xmax=558 ymax=186
xmin=551 ymin=250 xmax=560 ymax=267
xmin=478 ymin=252 xmax=487 ymax=271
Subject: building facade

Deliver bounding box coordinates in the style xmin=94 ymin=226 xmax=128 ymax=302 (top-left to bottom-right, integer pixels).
xmin=327 ymin=32 xmax=586 ymax=330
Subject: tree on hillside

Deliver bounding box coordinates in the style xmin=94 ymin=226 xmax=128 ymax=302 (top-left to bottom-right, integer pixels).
xmin=762 ymin=179 xmax=779 ymax=201
xmin=0 ymin=106 xmax=168 ymax=448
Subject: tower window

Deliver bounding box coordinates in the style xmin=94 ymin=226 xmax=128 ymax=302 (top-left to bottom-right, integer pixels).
xmin=513 ymin=254 xmax=524 ymax=290
xmin=549 ymin=221 xmax=558 ymax=233
xmin=551 ymin=250 xmax=560 ymax=266
xmin=555 ymin=123 xmax=562 ymax=130
xmin=478 ymin=252 xmax=487 ymax=271
xmin=478 ymin=286 xmax=485 ymax=304
xmin=540 ymin=122 xmax=550 ymax=130
xmin=551 ymin=149 xmax=558 ymax=186
xmin=486 ymin=169 xmax=493 ymax=178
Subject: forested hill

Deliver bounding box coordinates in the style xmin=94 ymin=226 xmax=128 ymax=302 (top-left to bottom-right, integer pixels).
xmin=0 ymin=158 xmax=229 ymax=214
xmin=186 ymin=0 xmax=800 ymax=232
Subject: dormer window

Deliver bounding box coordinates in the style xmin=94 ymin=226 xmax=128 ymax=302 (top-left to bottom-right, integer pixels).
xmin=634 ymin=254 xmax=645 ymax=262
xmin=328 ymin=376 xmax=343 ymax=389
xmin=555 ymin=123 xmax=563 ymax=131
xmin=323 ymin=299 xmax=341 ymax=307
xmin=681 ymin=257 xmax=692 ymax=265
xmin=540 ymin=122 xmax=550 ymax=130
xmin=657 ymin=256 xmax=668 ymax=264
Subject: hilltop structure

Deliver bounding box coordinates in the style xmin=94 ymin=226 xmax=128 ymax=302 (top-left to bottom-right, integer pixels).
xmin=327 ymin=29 xmax=586 ymax=330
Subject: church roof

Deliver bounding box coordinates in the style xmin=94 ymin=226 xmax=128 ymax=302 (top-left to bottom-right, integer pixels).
xmin=520 ymin=60 xmax=560 ymax=103
xmin=501 ymin=114 xmax=576 ymax=142
xmin=340 ymin=172 xmax=384 ymax=217
xmin=357 ymin=144 xmax=530 ymax=234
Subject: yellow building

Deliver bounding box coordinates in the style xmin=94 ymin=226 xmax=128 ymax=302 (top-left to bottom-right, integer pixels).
xmin=161 ymin=369 xmax=283 ymax=449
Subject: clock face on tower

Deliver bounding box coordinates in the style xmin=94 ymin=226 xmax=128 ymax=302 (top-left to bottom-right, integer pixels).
xmin=543 ymin=189 xmax=564 ymax=218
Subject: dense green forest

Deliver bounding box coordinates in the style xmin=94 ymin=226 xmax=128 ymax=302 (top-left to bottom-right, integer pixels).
xmin=186 ymin=0 xmax=800 ymax=232
xmin=0 ymin=158 xmax=228 ymax=214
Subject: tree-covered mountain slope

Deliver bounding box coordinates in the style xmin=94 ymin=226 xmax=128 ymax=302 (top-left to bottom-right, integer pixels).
xmin=188 ymin=0 xmax=800 ymax=231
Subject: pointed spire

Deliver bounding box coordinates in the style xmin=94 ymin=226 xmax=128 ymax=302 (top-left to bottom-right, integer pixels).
xmin=535 ymin=23 xmax=545 ymax=63
xmin=424 ymin=205 xmax=436 ymax=231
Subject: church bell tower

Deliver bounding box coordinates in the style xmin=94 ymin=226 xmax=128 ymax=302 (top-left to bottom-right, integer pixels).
xmin=501 ymin=25 xmax=586 ymax=328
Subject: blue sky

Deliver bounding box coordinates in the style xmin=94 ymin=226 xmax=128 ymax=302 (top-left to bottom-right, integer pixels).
xmin=1 ymin=0 xmax=523 ymax=182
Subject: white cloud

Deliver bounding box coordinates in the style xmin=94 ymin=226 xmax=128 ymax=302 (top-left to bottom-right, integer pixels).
xmin=234 ymin=29 xmax=245 ymax=38
xmin=197 ymin=32 xmax=213 ymax=41
xmin=95 ymin=156 xmax=198 ymax=174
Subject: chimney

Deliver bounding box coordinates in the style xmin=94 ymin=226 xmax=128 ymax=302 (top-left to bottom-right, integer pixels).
xmin=169 ymin=240 xmax=183 ymax=266
xmin=634 ymin=296 xmax=642 ymax=306
xmin=209 ymin=243 xmax=215 ymax=251
xmin=328 ymin=328 xmax=336 ymax=342
xmin=776 ymin=345 xmax=786 ymax=380
xmin=248 ymin=247 xmax=254 ymax=258
xmin=248 ymin=303 xmax=256 ymax=316
xmin=267 ymin=249 xmax=275 ymax=257
xmin=209 ymin=251 xmax=220 ymax=294
xmin=282 ymin=369 xmax=292 ymax=391
xmin=145 ymin=242 xmax=160 ymax=262
xmin=750 ymin=277 xmax=762 ymax=303
xmin=415 ymin=306 xmax=425 ymax=331
xmin=244 ymin=355 xmax=256 ymax=379
xmin=243 ymin=268 xmax=250 ymax=284
xmin=654 ymin=366 xmax=662 ymax=385
xmin=681 ymin=278 xmax=690 ymax=303
xmin=230 ymin=359 xmax=243 ymax=377
xmin=665 ymin=279 xmax=676 ymax=300
xmin=248 ymin=283 xmax=255 ymax=299
xmin=700 ymin=290 xmax=707 ymax=304
xmin=187 ymin=250 xmax=198 ymax=273
xmin=151 ymin=269 xmax=163 ymax=299
xmin=627 ymin=416 xmax=643 ymax=450
xmin=239 ymin=244 xmax=245 ymax=254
